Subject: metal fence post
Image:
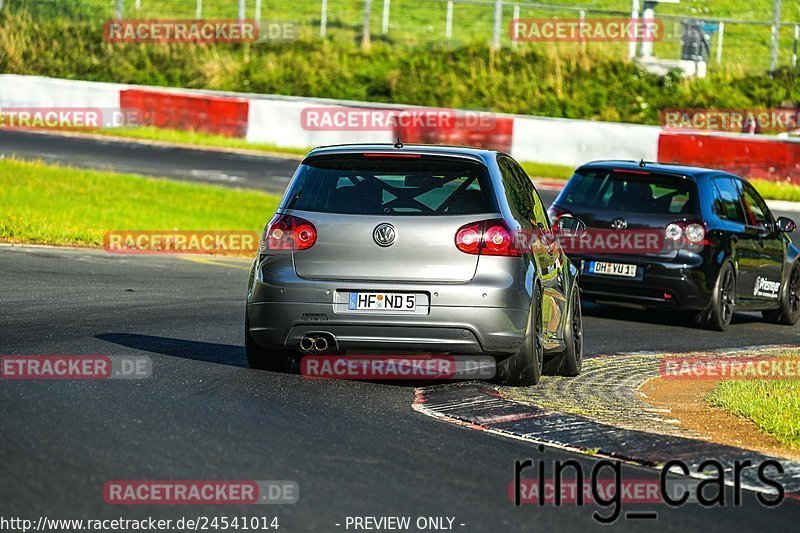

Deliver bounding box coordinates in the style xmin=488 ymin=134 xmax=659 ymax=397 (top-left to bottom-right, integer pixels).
xmin=116 ymin=0 xmax=123 ymax=19
xmin=770 ymin=0 xmax=782 ymax=71
xmin=362 ymin=0 xmax=372 ymax=50
xmin=628 ymin=0 xmax=639 ymax=60
xmin=239 ymin=0 xmax=246 ymax=22
xmin=382 ymin=0 xmax=390 ymax=35
xmin=445 ymin=0 xmax=453 ymax=40
xmin=255 ymin=0 xmax=262 ymax=23
xmin=196 ymin=0 xmax=202 ymax=18
xmin=320 ymin=0 xmax=328 ymax=37
xmin=0 ymin=0 xmax=5 ymax=12
xmin=135 ymin=0 xmax=140 ymax=10
xmin=716 ymin=21 xmax=724 ymax=63
xmin=793 ymin=25 xmax=799 ymax=68
xmin=492 ymin=0 xmax=503 ymax=49
xmin=511 ymin=5 xmax=519 ymax=49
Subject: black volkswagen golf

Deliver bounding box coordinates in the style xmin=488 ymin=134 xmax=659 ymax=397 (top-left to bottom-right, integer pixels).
xmin=548 ymin=160 xmax=800 ymax=330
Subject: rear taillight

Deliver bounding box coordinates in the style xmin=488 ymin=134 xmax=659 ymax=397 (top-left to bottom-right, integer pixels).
xmin=455 ymin=222 xmax=482 ymax=254
xmin=260 ymin=214 xmax=317 ymax=252
xmin=455 ymin=219 xmax=520 ymax=257
xmin=665 ymin=221 xmax=707 ymax=245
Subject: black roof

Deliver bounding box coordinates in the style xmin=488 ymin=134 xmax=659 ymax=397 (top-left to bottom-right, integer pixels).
xmin=577 ymin=160 xmax=734 ymax=181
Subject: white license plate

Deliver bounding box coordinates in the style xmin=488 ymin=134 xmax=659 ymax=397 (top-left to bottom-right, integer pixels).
xmin=348 ymin=292 xmax=416 ymax=311
xmin=590 ymin=261 xmax=637 ymax=278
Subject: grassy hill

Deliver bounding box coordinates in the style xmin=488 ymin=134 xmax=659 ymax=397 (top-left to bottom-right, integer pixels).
xmin=18 ymin=0 xmax=800 ymax=70
xmin=2 ymin=5 xmax=799 ymax=126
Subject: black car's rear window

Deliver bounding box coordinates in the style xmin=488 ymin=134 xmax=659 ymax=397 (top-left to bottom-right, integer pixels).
xmin=560 ymin=169 xmax=699 ymax=215
xmin=281 ymin=157 xmax=497 ymax=216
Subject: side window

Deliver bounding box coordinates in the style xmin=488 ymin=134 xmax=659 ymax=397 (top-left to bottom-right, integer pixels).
xmin=740 ymin=183 xmax=771 ymax=229
xmin=497 ymin=156 xmax=535 ymax=222
xmin=511 ymin=162 xmax=550 ymax=230
xmin=712 ymin=177 xmax=746 ymax=223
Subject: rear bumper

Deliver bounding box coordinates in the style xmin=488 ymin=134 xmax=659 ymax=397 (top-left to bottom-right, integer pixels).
xmin=572 ymin=251 xmax=714 ymax=310
xmin=246 ymin=254 xmax=534 ymax=355
xmin=247 ymin=301 xmax=528 ymax=354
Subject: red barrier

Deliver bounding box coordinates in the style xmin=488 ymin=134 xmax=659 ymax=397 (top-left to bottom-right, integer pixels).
xmin=658 ymin=132 xmax=800 ymax=183
xmin=393 ymin=114 xmax=514 ymax=153
xmin=120 ymin=89 xmax=249 ymax=137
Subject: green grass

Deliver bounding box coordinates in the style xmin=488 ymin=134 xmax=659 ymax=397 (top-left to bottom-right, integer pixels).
xmin=750 ymin=179 xmax=800 ymax=203
xmin=100 ymin=126 xmax=306 ymax=156
xmin=4 ymin=9 xmax=800 ymax=127
xmin=19 ymin=0 xmax=800 ymax=70
xmin=97 ymin=128 xmax=569 ymax=179
xmin=0 ymin=158 xmax=279 ymax=247
xmin=520 ymin=161 xmax=575 ymax=180
xmin=708 ymin=371 xmax=800 ymax=449
xmin=89 ymin=127 xmax=800 ymax=203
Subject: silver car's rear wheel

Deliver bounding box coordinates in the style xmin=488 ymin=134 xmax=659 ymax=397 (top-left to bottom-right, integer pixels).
xmin=496 ymin=285 xmax=543 ymax=386
xmin=245 ymin=313 xmax=293 ymax=372
xmin=544 ymin=283 xmax=583 ymax=376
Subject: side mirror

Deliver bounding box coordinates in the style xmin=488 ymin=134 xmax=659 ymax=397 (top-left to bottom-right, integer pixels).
xmin=557 ymin=216 xmax=587 ymax=238
xmin=776 ymin=216 xmax=796 ymax=233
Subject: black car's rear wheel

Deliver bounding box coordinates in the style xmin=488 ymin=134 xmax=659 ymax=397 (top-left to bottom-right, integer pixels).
xmin=245 ymin=313 xmax=293 ymax=371
xmin=696 ymin=262 xmax=735 ymax=331
xmin=763 ymin=262 xmax=800 ymax=325
xmin=496 ymin=285 xmax=544 ymax=386
xmin=544 ymin=283 xmax=583 ymax=376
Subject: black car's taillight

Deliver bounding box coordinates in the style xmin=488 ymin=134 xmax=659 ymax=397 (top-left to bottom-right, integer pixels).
xmin=665 ymin=221 xmax=707 ymax=245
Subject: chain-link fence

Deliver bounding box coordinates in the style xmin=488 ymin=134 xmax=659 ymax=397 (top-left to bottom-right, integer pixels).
xmin=4 ymin=0 xmax=800 ymax=73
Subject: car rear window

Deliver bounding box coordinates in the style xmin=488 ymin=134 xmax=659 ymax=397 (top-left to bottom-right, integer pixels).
xmin=560 ymin=169 xmax=699 ymax=215
xmin=281 ymin=156 xmax=497 ymax=216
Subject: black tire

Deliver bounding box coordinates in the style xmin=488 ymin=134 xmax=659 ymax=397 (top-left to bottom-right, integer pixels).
xmin=245 ymin=313 xmax=293 ymax=372
xmin=544 ymin=283 xmax=583 ymax=376
xmin=763 ymin=262 xmax=800 ymax=325
xmin=496 ymin=285 xmax=544 ymax=386
xmin=696 ymin=262 xmax=736 ymax=331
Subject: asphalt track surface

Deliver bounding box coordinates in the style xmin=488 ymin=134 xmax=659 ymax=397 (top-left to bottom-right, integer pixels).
xmin=1 ymin=131 xmax=799 ymax=531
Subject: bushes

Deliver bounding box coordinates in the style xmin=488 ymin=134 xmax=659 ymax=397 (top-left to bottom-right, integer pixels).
xmin=1 ymin=10 xmax=799 ymax=125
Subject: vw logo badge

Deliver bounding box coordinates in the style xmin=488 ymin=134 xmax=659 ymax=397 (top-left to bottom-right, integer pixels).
xmin=611 ymin=218 xmax=627 ymax=230
xmin=373 ymin=223 xmax=396 ymax=247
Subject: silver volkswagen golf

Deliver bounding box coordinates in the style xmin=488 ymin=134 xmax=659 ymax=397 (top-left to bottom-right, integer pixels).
xmin=245 ymin=144 xmax=584 ymax=385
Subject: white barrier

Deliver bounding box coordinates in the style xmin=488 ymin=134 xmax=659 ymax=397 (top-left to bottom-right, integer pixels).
xmin=0 ymin=74 xmax=127 ymax=109
xmin=511 ymin=115 xmax=661 ymax=167
xmin=0 ymin=74 xmax=661 ymax=166
xmin=246 ymin=98 xmax=394 ymax=148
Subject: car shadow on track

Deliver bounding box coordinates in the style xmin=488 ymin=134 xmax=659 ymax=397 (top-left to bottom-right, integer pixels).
xmin=582 ymin=301 xmax=763 ymax=328
xmin=94 ymin=333 xmax=514 ymax=387
xmin=96 ymin=333 xmax=247 ymax=367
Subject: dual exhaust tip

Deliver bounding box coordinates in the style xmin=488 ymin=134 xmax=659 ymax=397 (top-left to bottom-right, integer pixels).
xmin=299 ymin=333 xmax=335 ymax=353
